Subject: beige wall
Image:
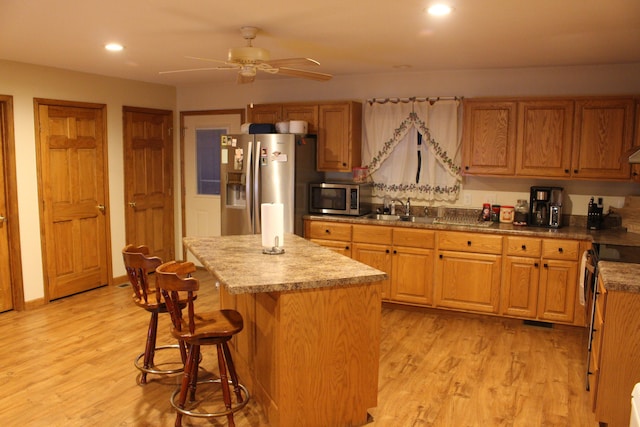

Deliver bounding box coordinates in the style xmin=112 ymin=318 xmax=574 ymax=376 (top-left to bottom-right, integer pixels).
xmin=178 ymin=62 xmax=640 ymax=214
xmin=0 ymin=60 xmax=176 ymax=302
xmin=3 ymin=59 xmax=640 ymax=304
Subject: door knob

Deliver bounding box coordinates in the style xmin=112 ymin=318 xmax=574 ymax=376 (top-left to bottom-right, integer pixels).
xmin=128 ymin=201 xmax=136 ymax=208
xmin=96 ymin=204 xmax=106 ymax=213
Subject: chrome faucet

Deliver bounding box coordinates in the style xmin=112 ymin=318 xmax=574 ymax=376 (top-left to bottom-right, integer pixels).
xmin=391 ymin=198 xmax=411 ymax=215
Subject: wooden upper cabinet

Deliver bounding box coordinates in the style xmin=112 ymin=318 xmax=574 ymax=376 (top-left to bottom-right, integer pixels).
xmin=462 ymin=100 xmax=517 ymax=175
xmin=247 ymin=103 xmax=282 ymax=124
xmin=516 ymin=100 xmax=574 ymax=177
xmin=317 ymin=101 xmax=362 ymax=172
xmin=572 ymin=97 xmax=635 ymax=180
xmin=247 ymin=103 xmax=319 ymax=134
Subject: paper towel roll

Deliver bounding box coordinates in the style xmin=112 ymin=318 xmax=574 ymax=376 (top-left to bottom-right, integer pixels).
xmin=261 ymin=203 xmax=284 ymax=248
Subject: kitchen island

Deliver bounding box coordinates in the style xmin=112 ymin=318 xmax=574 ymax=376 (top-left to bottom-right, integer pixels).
xmin=183 ymin=233 xmax=387 ymax=427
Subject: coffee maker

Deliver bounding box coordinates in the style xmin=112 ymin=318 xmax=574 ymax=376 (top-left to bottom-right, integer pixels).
xmin=529 ymin=186 xmax=564 ymax=228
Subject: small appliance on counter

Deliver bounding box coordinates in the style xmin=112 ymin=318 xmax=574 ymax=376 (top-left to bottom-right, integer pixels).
xmin=587 ymin=197 xmax=604 ymax=230
xmin=309 ymin=182 xmax=372 ymax=216
xmin=529 ymin=186 xmax=564 ymax=228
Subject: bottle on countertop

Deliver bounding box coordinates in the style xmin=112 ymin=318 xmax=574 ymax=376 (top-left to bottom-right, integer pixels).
xmin=514 ymin=199 xmax=529 ymax=225
xmin=587 ymin=196 xmax=603 ymax=230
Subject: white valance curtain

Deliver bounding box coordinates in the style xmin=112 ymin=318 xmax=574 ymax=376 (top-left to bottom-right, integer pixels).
xmin=362 ymin=98 xmax=462 ymax=202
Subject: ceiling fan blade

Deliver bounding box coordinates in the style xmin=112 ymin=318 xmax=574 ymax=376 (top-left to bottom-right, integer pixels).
xmin=184 ymin=55 xmax=231 ymax=65
xmin=277 ymin=67 xmax=333 ymax=81
xmin=159 ymin=66 xmax=237 ymax=75
xmin=264 ymin=57 xmax=320 ymax=68
xmin=237 ymin=73 xmax=256 ymax=84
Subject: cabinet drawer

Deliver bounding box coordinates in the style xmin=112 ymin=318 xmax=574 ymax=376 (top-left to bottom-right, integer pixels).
xmin=393 ymin=228 xmax=435 ymax=249
xmin=352 ymin=224 xmax=393 ymax=245
xmin=541 ymin=239 xmax=580 ymax=260
xmin=438 ymin=231 xmax=503 ymax=254
xmin=506 ymin=236 xmax=541 ymax=257
xmin=307 ymin=221 xmax=352 ymax=241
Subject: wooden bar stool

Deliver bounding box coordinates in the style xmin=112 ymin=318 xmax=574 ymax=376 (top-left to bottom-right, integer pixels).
xmin=156 ymin=260 xmax=248 ymax=427
xmin=122 ymin=245 xmax=187 ymax=384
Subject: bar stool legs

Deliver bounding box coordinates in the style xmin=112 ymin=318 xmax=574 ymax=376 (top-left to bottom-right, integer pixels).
xmin=170 ymin=341 xmax=249 ymax=427
xmin=134 ymin=311 xmax=185 ymax=384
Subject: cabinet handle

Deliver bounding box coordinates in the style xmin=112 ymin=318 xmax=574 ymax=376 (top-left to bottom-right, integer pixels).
xmin=558 ymin=248 xmax=563 ymax=253
xmin=521 ymin=244 xmax=526 ymax=250
xmin=439 ymin=254 xmax=443 ymax=259
xmin=543 ymin=263 xmax=549 ymax=268
xmin=534 ymin=262 xmax=539 ymax=268
xmin=573 ymin=169 xmax=579 ymax=174
xmin=465 ymin=166 xmax=469 ymax=170
xmin=386 ymin=249 xmax=390 ymax=253
xmin=325 ymin=229 xmax=330 ymax=234
xmin=345 ymin=246 xmax=349 ymax=250
xmin=564 ymin=169 xmax=570 ymax=174
xmin=393 ymin=250 xmax=397 ymax=254
xmin=467 ymin=241 xmax=472 ymax=246
xmin=342 ymin=162 xmax=347 ymax=167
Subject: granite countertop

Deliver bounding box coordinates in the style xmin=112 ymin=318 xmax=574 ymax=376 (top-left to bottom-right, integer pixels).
xmin=305 ymin=214 xmax=640 ymax=245
xmin=598 ymin=261 xmax=640 ymax=294
xmin=183 ymin=233 xmax=387 ymax=295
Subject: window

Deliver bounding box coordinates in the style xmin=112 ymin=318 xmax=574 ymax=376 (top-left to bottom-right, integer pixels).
xmin=196 ymin=128 xmax=224 ymax=195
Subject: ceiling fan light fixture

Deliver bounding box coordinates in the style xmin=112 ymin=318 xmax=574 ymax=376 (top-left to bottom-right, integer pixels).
xmin=239 ymin=66 xmax=257 ymax=77
xmin=228 ymin=46 xmax=270 ymax=64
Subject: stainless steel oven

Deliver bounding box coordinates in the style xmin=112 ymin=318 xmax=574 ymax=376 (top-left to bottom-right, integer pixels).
xmin=585 ymin=243 xmax=640 ymax=390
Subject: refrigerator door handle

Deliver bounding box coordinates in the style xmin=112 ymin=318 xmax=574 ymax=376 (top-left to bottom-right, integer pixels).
xmin=253 ymin=139 xmax=261 ymax=234
xmin=245 ymin=140 xmax=253 ymax=233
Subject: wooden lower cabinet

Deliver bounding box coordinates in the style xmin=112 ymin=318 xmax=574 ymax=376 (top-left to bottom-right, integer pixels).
xmin=305 ymin=219 xmax=586 ymax=324
xmin=435 ymin=231 xmax=503 ymax=313
xmin=305 ymin=220 xmax=352 ymax=257
xmin=435 ymin=250 xmax=502 ymax=313
xmin=352 ymin=225 xmax=434 ymax=305
xmin=221 ymin=281 xmax=381 ymax=427
xmin=501 ymin=236 xmax=583 ymax=324
xmin=590 ymin=273 xmax=640 ymax=427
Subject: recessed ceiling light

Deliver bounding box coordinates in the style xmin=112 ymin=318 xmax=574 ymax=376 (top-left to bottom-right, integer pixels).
xmin=105 ymin=43 xmax=124 ymax=52
xmin=427 ymin=4 xmax=452 ymax=16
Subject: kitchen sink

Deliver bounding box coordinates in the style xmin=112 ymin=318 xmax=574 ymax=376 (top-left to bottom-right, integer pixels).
xmin=366 ymin=213 xmax=435 ymax=224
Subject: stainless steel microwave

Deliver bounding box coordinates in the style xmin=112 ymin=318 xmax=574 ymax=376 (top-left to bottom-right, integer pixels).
xmin=309 ymin=182 xmax=372 ymax=216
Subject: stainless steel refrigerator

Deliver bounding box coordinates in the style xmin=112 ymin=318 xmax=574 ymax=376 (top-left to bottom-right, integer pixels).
xmin=220 ymin=133 xmax=322 ymax=237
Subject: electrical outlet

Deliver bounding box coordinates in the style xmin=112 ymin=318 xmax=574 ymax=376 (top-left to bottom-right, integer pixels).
xmin=463 ymin=193 xmax=472 ymax=206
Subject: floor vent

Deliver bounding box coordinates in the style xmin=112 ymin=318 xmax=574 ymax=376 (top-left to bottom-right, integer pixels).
xmin=117 ymin=283 xmax=131 ymax=288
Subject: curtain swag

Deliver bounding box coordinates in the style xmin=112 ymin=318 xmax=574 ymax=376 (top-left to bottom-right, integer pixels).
xmin=362 ymin=97 xmax=462 ymax=202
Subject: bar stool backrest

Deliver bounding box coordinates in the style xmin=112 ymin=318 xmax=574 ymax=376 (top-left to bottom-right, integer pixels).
xmin=156 ymin=261 xmax=199 ymax=335
xmin=122 ymin=244 xmax=163 ymax=306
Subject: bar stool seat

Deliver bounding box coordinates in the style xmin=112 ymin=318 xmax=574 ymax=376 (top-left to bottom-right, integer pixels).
xmin=122 ymin=245 xmax=187 ymax=384
xmin=156 ymin=260 xmax=249 ymax=427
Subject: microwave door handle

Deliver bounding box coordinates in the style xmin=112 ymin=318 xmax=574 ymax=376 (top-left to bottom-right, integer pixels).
xmin=253 ymin=139 xmax=261 ymax=234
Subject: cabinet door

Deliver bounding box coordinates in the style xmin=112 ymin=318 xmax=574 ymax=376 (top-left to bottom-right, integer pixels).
xmin=317 ymin=102 xmax=362 ymax=172
xmin=283 ymin=104 xmax=318 ymax=134
xmin=501 ymin=256 xmax=540 ymax=318
xmin=572 ymin=98 xmax=634 ymax=179
xmin=462 ymin=100 xmax=517 ymax=175
xmin=309 ymin=238 xmax=351 ymax=257
xmin=352 ymin=242 xmax=392 ymax=300
xmin=538 ymin=259 xmax=577 ymax=323
xmin=516 ymin=100 xmax=574 ymax=177
xmin=391 ymin=246 xmax=434 ymax=305
xmin=435 ymin=251 xmax=501 ymax=313
xmin=306 ymin=220 xmax=352 ymax=241
xmin=247 ymin=104 xmax=282 ymax=124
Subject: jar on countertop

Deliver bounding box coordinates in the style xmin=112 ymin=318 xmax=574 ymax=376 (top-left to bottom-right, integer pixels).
xmin=514 ymin=199 xmax=529 ymax=225
xmin=500 ymin=205 xmax=515 ymax=223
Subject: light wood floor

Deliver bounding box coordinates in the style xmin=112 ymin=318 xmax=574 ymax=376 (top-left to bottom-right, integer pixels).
xmin=0 ymin=269 xmax=599 ymax=426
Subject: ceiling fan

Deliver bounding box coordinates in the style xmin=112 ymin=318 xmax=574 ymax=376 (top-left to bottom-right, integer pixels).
xmin=160 ymin=26 xmax=333 ymax=84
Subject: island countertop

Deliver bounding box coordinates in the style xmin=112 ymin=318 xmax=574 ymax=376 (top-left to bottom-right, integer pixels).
xmin=183 ymin=233 xmax=388 ymax=295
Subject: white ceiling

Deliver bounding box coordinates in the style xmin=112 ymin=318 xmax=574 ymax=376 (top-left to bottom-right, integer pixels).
xmin=1 ymin=0 xmax=639 ymax=87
